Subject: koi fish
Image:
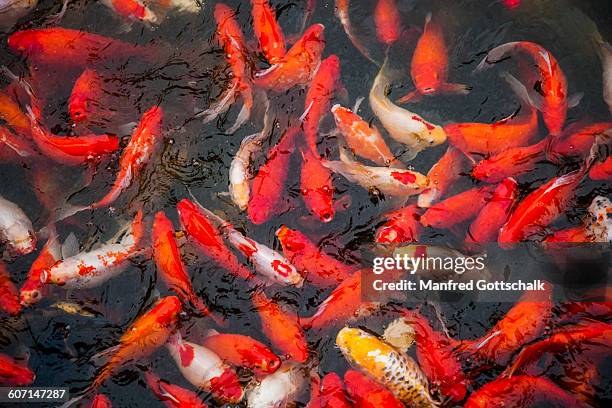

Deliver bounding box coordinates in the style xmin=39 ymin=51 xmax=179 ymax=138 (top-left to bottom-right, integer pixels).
xmin=302 ymin=271 xmax=379 ymax=330
xmin=152 ymin=211 xmax=220 ymax=322
xmin=544 ymin=226 xmax=591 ymax=243
xmin=246 ymin=363 xmax=309 ymax=407
xmin=336 ymin=327 xmax=437 ymax=407
xmin=0 ymin=262 xmax=20 ymax=316
xmin=89 ymin=394 xmax=112 ymax=408
xmin=69 ymin=69 xmax=104 ymax=124
xmin=344 ymin=369 xmax=404 ymax=408
xmin=176 ymin=199 xmax=254 ymax=281
xmin=302 ymin=55 xmax=342 ymax=153
xmin=42 ymin=211 xmax=143 ymax=289
xmin=397 ymin=14 xmax=469 ymax=103
xmin=0 ymin=90 xmax=31 ymax=135
xmin=382 ymin=317 xmax=416 ymax=352
xmin=331 ymin=102 xmax=399 ymax=167
xmin=252 ymin=290 xmax=309 ymax=363
xmin=472 ymin=139 xmax=547 ymax=183
xmin=307 ymin=372 xmax=351 ymax=408
xmin=374 ymin=0 xmax=401 ymax=46
xmin=465 ymin=177 xmax=518 ymax=248
xmin=300 ymin=147 xmax=335 ymax=223
xmin=476 ymin=41 xmax=582 ymax=135
xmin=555 ymin=300 xmax=612 ymax=324
xmin=251 ymin=0 xmax=286 ymax=64
xmin=375 ymin=204 xmax=422 ymax=244
xmin=248 ymin=126 xmax=299 ymax=224
xmin=198 ymin=3 xmax=253 ymax=134
xmin=589 ymin=156 xmax=612 ymax=181
xmin=202 ymin=332 xmax=281 ymax=375
xmin=594 ymin=33 xmax=612 ymax=115
xmin=369 ymin=61 xmax=446 ymax=160
xmin=420 ymin=186 xmax=493 ymax=229
xmin=418 ymin=146 xmax=465 ymax=207
xmin=0 ymin=195 xmax=35 ymax=255
xmin=166 ymin=334 xmax=243 ymax=403
xmin=464 ymin=375 xmax=587 ymax=408
xmin=100 ymin=0 xmax=158 ymax=24
xmin=144 ymin=371 xmax=208 ymax=408
xmin=323 ymin=148 xmax=429 ymax=197
xmin=549 ymin=122 xmax=612 ymax=160
xmin=334 ymin=0 xmax=378 ymax=65
xmin=253 ymin=24 xmax=325 ymax=93
xmin=0 ymin=352 xmax=35 ymax=386
xmin=7 ymin=28 xmax=156 ymax=68
xmin=402 ymin=310 xmax=467 ymax=402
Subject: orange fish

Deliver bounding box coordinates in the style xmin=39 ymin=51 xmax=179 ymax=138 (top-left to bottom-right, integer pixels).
xmin=202 ymin=333 xmax=281 ymax=375
xmin=375 ymin=204 xmax=422 ymax=244
xmin=418 ymin=146 xmax=466 ymax=207
xmin=69 ymin=69 xmax=104 ymax=124
xmin=543 ymin=226 xmax=591 ymax=243
xmin=343 ymin=370 xmax=404 ymax=408
xmin=307 ymin=372 xmax=351 ymax=408
xmin=89 ymin=394 xmax=112 ymax=408
xmin=549 ymin=122 xmax=612 ymax=160
xmin=102 ymin=0 xmax=157 ymax=24
xmin=590 ymin=156 xmax=612 ymax=181
xmin=0 ymin=90 xmax=31 ymax=136
xmin=300 ymin=147 xmax=335 ymax=223
xmin=0 ymin=352 xmax=35 ymax=386
xmin=374 ymin=0 xmax=401 ymax=46
xmin=0 ymin=262 xmax=20 ymax=316
xmin=397 ymin=13 xmax=469 ymax=103
xmin=420 ymin=186 xmax=494 ymax=229
xmin=471 ymin=139 xmax=547 ymax=183
xmin=251 ymin=0 xmax=286 ymax=64
xmin=252 ymin=290 xmax=308 ymax=363
xmin=144 ymin=371 xmax=208 ymax=408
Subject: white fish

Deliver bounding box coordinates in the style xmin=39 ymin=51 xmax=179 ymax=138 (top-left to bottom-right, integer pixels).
xmin=0 ymin=195 xmax=35 ymax=255
xmin=247 ymin=363 xmax=308 ymax=408
xmin=41 ymin=212 xmax=143 ymax=289
xmin=0 ymin=0 xmax=37 ymax=32
xmin=369 ymin=61 xmax=446 ymax=160
xmin=587 ymin=195 xmax=612 ymax=242
xmin=323 ymin=148 xmax=428 ymax=197
xmin=594 ymin=33 xmax=612 ymax=115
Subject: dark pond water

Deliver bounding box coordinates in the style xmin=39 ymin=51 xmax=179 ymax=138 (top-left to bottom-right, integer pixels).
xmin=0 ymin=0 xmax=611 ymax=407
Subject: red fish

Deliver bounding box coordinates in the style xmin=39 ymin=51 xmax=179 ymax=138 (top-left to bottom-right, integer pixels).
xmin=344 ymin=369 xmax=404 ymax=408
xmin=251 ymin=0 xmax=286 ymax=64
xmin=402 ymin=309 xmax=467 ymax=402
xmin=253 ymin=24 xmax=325 ymax=92
xmin=472 ymin=139 xmax=547 ymax=183
xmin=252 ymin=290 xmax=308 ymax=363
xmin=300 ymin=147 xmax=335 ymax=223
xmin=375 ymin=204 xmax=422 ymax=244
xmin=152 ymin=211 xmax=221 ymax=324
xmin=476 ymin=41 xmax=581 ymax=135
xmin=103 ymin=0 xmax=157 ymax=24
xmin=176 ymin=199 xmax=254 ymax=281
xmin=0 ymin=262 xmax=20 ymax=316
xmin=202 ymin=333 xmax=281 ymax=375
xmin=90 ymin=394 xmax=112 ymax=408
xmin=276 ymin=225 xmax=355 ymax=287
xmin=420 ymin=186 xmax=494 ymax=229
xmin=374 ymin=0 xmax=401 ymax=46
xmin=549 ymin=122 xmax=612 ymax=160
xmin=465 ymin=177 xmax=519 ymax=247
xmin=248 ymin=126 xmax=299 ymax=225
xmin=555 ymin=301 xmax=612 ymax=324
xmin=0 ymin=353 xmax=35 ymax=386
xmin=589 ymin=156 xmax=612 ymax=181
xmin=502 ymin=0 xmax=521 ymax=9
xmin=144 ymin=371 xmax=208 ymax=408
xmin=69 ymin=69 xmax=104 ymax=124
xmin=397 ymin=13 xmax=469 ymax=103
xmin=418 ymin=146 xmax=466 ymax=207
xmin=464 ymin=375 xmax=587 ymax=408
xmin=543 ymin=226 xmax=591 ymax=243
xmin=19 ymin=227 xmax=61 ymax=307
xmin=7 ymin=28 xmax=155 ymax=68
xmin=308 ymin=372 xmax=351 ymax=408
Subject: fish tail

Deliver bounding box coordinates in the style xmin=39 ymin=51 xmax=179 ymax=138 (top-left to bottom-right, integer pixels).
xmin=196 ymin=82 xmax=238 ymax=124
xmin=191 ymin=296 xmax=228 ymax=327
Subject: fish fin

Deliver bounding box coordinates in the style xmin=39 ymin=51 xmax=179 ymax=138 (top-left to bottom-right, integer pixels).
xmin=395 ymin=90 xmax=422 ymax=104
xmin=337 ymin=85 xmax=350 ymax=105
xmin=53 ymin=204 xmax=91 ymax=224
xmin=567 ymin=92 xmax=583 ymax=109
xmin=500 ymin=71 xmax=538 ymax=109
xmin=117 ymin=121 xmax=138 ymax=135
xmin=226 ymin=102 xmax=251 ymax=134
xmin=352 ymin=96 xmax=365 ymax=113
xmin=440 ymin=82 xmax=471 ymax=95
xmin=475 ymin=42 xmax=518 ymax=72
xmin=204 ymin=328 xmax=220 ymax=338
xmin=158 ymin=382 xmax=181 ymax=404
xmin=196 ymin=82 xmax=238 ymax=124
xmin=61 ymin=233 xmax=80 ymax=259
xmin=91 ymin=344 xmax=122 ymax=366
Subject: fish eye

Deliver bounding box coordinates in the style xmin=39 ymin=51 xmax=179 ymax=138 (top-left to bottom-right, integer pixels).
xmin=533 ymin=80 xmax=545 ymax=96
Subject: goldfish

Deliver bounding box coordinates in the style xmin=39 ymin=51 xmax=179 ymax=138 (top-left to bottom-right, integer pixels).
xmin=248 ymin=126 xmax=299 ymax=224
xmin=344 ymin=370 xmax=404 ymax=408
xmin=0 ymin=195 xmax=35 ymax=255
xmin=420 ymin=186 xmax=493 ymax=229
xmin=302 ymin=271 xmax=379 ymax=331
xmin=276 ymin=225 xmax=355 ymax=288
xmin=334 ymin=0 xmax=378 ymax=65
xmin=402 ymin=310 xmax=467 ymax=402
xmin=0 ymin=90 xmax=31 ymax=135
xmin=202 ymin=332 xmax=281 ymax=375
xmin=144 ymin=371 xmax=208 ymax=408
xmin=374 ymin=0 xmax=401 ymax=46
xmin=0 ymin=352 xmax=35 ymax=386
xmin=464 ymin=375 xmax=586 ymax=408
xmin=323 ymin=148 xmax=429 ymax=197
xmin=375 ymin=204 xmax=422 ymax=244
xmin=0 ymin=261 xmax=20 ymax=316
xmin=589 ymin=156 xmax=612 ymax=180
xmin=253 ymin=24 xmax=325 ymax=93
xmin=472 ymin=139 xmax=547 ymax=183
xmin=152 ymin=211 xmax=221 ymax=322
xmin=166 ymin=334 xmax=243 ymax=403
xmin=176 ymin=198 xmax=254 ymax=281
xmin=7 ymin=28 xmax=155 ymax=68
xmin=69 ymin=69 xmax=104 ymax=124
xmin=369 ymin=62 xmax=446 ymax=160
xmin=300 ymin=147 xmax=335 ymax=223
xmin=331 ymin=102 xmax=399 ymax=167
xmin=89 ymin=394 xmax=112 ymax=408
xmin=544 ymin=226 xmax=591 ymax=243
xmin=465 ymin=177 xmax=519 ymax=247
xmin=246 ymin=363 xmax=309 ymax=407
xmin=302 ymin=55 xmax=342 ymax=153
xmin=594 ymin=33 xmax=612 ymax=115
xmin=549 ymin=122 xmax=612 ymax=160
xmin=251 ymin=0 xmax=286 ymax=64
xmin=397 ymin=14 xmax=469 ymax=103
xmin=307 ymin=372 xmax=351 ymax=408
xmin=198 ymin=3 xmax=253 ymax=134
xmin=336 ymin=327 xmax=437 ymax=407
xmin=476 ymin=41 xmax=582 ymax=135
xmin=42 ymin=211 xmax=143 ymax=289
xmin=418 ymin=146 xmax=466 ymax=207
xmin=100 ymin=0 xmax=158 ymax=24
xmin=252 ymin=290 xmax=308 ymax=363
